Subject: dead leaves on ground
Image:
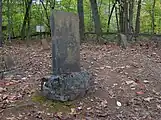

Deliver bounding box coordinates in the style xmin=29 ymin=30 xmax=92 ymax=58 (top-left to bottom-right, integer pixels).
xmin=0 ymin=41 xmax=161 ymax=119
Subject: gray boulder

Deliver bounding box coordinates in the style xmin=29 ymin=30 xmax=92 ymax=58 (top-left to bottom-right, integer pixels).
xmin=41 ymin=71 xmax=90 ymax=101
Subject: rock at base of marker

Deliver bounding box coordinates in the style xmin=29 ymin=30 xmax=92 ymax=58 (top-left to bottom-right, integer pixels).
xmin=42 ymin=71 xmax=91 ymax=101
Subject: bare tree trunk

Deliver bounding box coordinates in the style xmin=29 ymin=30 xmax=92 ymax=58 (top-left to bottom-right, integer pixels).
xmin=40 ymin=1 xmax=50 ymax=30
xmin=10 ymin=0 xmax=14 ymax=37
xmin=7 ymin=0 xmax=11 ymax=42
xmin=124 ymin=0 xmax=129 ymax=40
xmin=20 ymin=0 xmax=32 ymax=40
xmin=119 ymin=1 xmax=124 ymax=33
xmin=129 ymin=0 xmax=134 ymax=33
xmin=152 ymin=0 xmax=156 ymax=34
xmin=77 ymin=0 xmax=85 ymax=41
xmin=89 ymin=8 xmax=93 ymax=31
xmin=115 ymin=4 xmax=120 ymax=32
xmin=89 ymin=0 xmax=102 ymax=36
xmin=0 ymin=0 xmax=2 ymax=47
xmin=107 ymin=0 xmax=117 ymax=32
xmin=135 ymin=0 xmax=142 ymax=35
xmin=117 ymin=0 xmax=129 ymax=48
xmin=26 ymin=8 xmax=31 ymax=40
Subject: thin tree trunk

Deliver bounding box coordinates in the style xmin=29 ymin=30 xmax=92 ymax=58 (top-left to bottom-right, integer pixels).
xmin=89 ymin=0 xmax=102 ymax=36
xmin=124 ymin=0 xmax=129 ymax=40
xmin=26 ymin=8 xmax=31 ymax=40
xmin=119 ymin=1 xmax=124 ymax=33
xmin=115 ymin=4 xmax=120 ymax=32
xmin=89 ymin=8 xmax=93 ymax=31
xmin=152 ymin=0 xmax=156 ymax=34
xmin=10 ymin=0 xmax=14 ymax=37
xmin=129 ymin=0 xmax=134 ymax=33
xmin=20 ymin=0 xmax=32 ymax=40
xmin=77 ymin=0 xmax=85 ymax=41
xmin=135 ymin=0 xmax=142 ymax=35
xmin=7 ymin=0 xmax=11 ymax=42
xmin=40 ymin=1 xmax=50 ymax=30
xmin=0 ymin=0 xmax=2 ymax=47
xmin=107 ymin=1 xmax=117 ymax=32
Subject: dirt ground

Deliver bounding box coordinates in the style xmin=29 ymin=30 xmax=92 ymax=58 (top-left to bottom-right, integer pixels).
xmin=0 ymin=40 xmax=161 ymax=120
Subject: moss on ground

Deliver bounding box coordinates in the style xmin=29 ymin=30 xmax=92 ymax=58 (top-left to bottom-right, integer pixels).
xmin=31 ymin=94 xmax=75 ymax=112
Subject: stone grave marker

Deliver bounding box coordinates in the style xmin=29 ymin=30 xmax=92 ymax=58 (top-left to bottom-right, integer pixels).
xmin=51 ymin=10 xmax=81 ymax=75
xmin=41 ymin=10 xmax=90 ymax=102
xmin=41 ymin=39 xmax=50 ymax=50
xmin=118 ymin=33 xmax=129 ymax=49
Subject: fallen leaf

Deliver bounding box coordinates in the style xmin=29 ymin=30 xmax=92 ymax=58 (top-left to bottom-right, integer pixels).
xmin=5 ymin=82 xmax=15 ymax=86
xmin=124 ymin=72 xmax=128 ymax=75
xmin=157 ymin=104 xmax=161 ymax=109
xmin=120 ymin=66 xmax=125 ymax=69
xmin=131 ymin=87 xmax=135 ymax=90
xmin=0 ymin=87 xmax=6 ymax=93
xmin=125 ymin=65 xmax=131 ymax=68
xmin=144 ymin=97 xmax=153 ymax=102
xmin=143 ymin=80 xmax=149 ymax=83
xmin=100 ymin=67 xmax=105 ymax=70
xmin=0 ymin=109 xmax=4 ymax=113
xmin=8 ymin=95 xmax=17 ymax=101
xmin=135 ymin=80 xmax=145 ymax=89
xmin=116 ymin=101 xmax=122 ymax=107
xmin=77 ymin=106 xmax=82 ymax=110
xmin=47 ymin=113 xmax=51 ymax=116
xmin=2 ymin=94 xmax=8 ymax=100
xmin=130 ymin=83 xmax=137 ymax=88
xmin=106 ymin=66 xmax=112 ymax=69
xmin=70 ymin=108 xmax=76 ymax=115
xmin=6 ymin=117 xmax=16 ymax=120
xmin=54 ymin=112 xmax=63 ymax=118
xmin=136 ymin=91 xmax=144 ymax=95
xmin=101 ymin=100 xmax=108 ymax=108
xmin=125 ymin=80 xmax=134 ymax=85
xmin=87 ymin=107 xmax=91 ymax=110
xmin=22 ymin=77 xmax=27 ymax=80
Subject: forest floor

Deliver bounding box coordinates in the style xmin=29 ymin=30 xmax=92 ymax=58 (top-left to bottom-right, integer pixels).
xmin=0 ymin=39 xmax=161 ymax=120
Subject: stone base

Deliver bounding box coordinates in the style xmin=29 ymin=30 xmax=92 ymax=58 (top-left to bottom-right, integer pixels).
xmin=41 ymin=71 xmax=90 ymax=101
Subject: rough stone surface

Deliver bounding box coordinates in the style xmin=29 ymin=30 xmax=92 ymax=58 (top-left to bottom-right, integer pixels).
xmin=152 ymin=36 xmax=161 ymax=48
xmin=41 ymin=39 xmax=50 ymax=50
xmin=0 ymin=54 xmax=15 ymax=72
xmin=43 ymin=10 xmax=91 ymax=101
xmin=42 ymin=71 xmax=90 ymax=101
xmin=118 ymin=33 xmax=129 ymax=49
xmin=50 ymin=10 xmax=80 ymax=74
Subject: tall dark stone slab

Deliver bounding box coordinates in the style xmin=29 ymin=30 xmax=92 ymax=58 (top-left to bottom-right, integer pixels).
xmin=50 ymin=10 xmax=80 ymax=75
xmin=41 ymin=10 xmax=91 ymax=102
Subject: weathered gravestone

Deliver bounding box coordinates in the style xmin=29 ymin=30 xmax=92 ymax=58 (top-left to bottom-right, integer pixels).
xmin=118 ymin=33 xmax=129 ymax=49
xmin=51 ymin=10 xmax=80 ymax=74
xmin=41 ymin=10 xmax=90 ymax=101
xmin=41 ymin=39 xmax=50 ymax=50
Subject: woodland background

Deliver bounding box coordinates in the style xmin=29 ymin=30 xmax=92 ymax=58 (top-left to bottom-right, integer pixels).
xmin=0 ymin=0 xmax=161 ymax=46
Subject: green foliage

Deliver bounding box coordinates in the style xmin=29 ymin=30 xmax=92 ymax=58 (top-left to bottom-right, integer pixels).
xmin=2 ymin=0 xmax=161 ymax=40
xmin=141 ymin=0 xmax=161 ymax=33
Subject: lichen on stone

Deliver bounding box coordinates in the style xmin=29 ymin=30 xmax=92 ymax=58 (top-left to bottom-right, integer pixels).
xmin=42 ymin=71 xmax=90 ymax=102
